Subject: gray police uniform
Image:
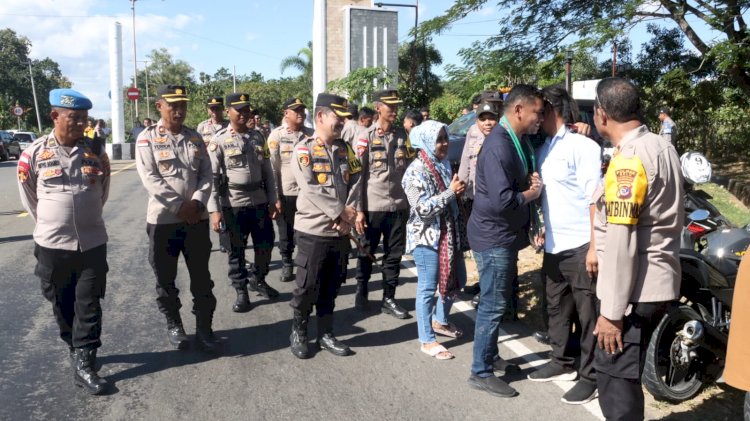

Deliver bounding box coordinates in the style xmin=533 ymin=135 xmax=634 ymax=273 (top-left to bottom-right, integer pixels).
xmin=197 ymin=119 xmax=228 ymax=145
xmin=290 ymin=136 xmax=362 ymax=316
xmin=593 ymin=125 xmax=683 ymax=419
xmin=135 ymin=120 xmax=217 ymax=330
xmin=18 ymin=133 xmax=110 ymax=351
xmin=340 ymin=119 xmax=359 ymax=146
xmin=354 ymin=121 xmax=414 ymax=301
xmin=267 ymin=124 xmax=314 ymax=262
xmin=208 ymin=126 xmax=277 ymax=290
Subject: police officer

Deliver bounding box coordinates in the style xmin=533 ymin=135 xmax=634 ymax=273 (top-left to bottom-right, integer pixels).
xmin=591 ymin=78 xmax=683 ymax=420
xmin=196 ymin=98 xmax=231 ymax=251
xmin=267 ymin=98 xmax=314 ymax=283
xmin=289 ymin=93 xmax=363 ymax=359
xmin=208 ymin=93 xmax=279 ymax=312
xmin=135 ymin=84 xmax=219 ymax=353
xmin=340 ymin=102 xmax=359 ymax=145
xmin=18 ymin=88 xmax=111 ymax=394
xmin=354 ymin=89 xmax=414 ymax=318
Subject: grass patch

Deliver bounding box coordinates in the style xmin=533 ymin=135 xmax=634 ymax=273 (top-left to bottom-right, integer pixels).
xmin=696 ymin=183 xmax=750 ymax=227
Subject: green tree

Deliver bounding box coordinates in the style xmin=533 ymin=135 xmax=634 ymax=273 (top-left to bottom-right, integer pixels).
xmin=397 ymin=41 xmax=444 ymax=109
xmin=280 ymin=41 xmax=313 ymax=88
xmin=0 ymin=29 xmax=70 ymax=131
xmin=130 ymin=48 xmax=195 ymax=123
xmin=327 ymin=66 xmax=394 ymax=105
xmin=421 ymin=0 xmax=750 ymax=100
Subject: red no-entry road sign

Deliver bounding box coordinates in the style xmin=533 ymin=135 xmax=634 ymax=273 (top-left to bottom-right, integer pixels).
xmin=126 ymin=87 xmax=140 ymax=101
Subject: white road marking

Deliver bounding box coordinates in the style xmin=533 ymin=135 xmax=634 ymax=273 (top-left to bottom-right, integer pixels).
xmin=401 ymin=261 xmax=604 ymax=420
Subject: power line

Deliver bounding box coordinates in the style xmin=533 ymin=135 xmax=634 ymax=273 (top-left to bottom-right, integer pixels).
xmin=0 ymin=13 xmax=115 ymax=18
xmin=168 ymin=28 xmax=283 ymax=61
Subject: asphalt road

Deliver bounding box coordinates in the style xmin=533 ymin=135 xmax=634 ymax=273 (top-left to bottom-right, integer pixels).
xmin=0 ymin=158 xmax=610 ymax=421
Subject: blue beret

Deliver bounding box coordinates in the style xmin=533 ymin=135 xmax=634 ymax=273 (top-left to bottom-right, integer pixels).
xmin=49 ymin=88 xmax=92 ymax=110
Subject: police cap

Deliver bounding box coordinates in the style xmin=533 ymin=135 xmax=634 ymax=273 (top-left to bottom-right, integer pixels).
xmin=315 ymin=93 xmax=351 ymax=117
xmin=49 ymin=88 xmax=92 ymax=110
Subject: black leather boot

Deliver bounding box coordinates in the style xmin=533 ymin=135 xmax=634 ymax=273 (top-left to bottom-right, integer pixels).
xmin=280 ymin=257 xmax=295 ymax=282
xmin=167 ymin=316 xmax=189 ymax=350
xmin=381 ymin=297 xmax=409 ymax=319
xmin=195 ymin=311 xmax=220 ymax=354
xmin=73 ymin=348 xmax=108 ymax=395
xmin=354 ymin=282 xmax=369 ymax=310
xmin=317 ymin=315 xmax=350 ymax=356
xmin=232 ymin=287 xmax=252 ymax=313
xmin=290 ymin=309 xmax=310 ymax=359
xmin=248 ymin=276 xmax=280 ymax=299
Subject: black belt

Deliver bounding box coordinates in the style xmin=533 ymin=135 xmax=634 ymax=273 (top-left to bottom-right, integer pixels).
xmin=228 ymin=181 xmax=264 ymax=192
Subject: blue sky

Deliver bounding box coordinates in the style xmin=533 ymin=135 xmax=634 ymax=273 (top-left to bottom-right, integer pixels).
xmin=0 ymin=0 xmax=731 ymax=121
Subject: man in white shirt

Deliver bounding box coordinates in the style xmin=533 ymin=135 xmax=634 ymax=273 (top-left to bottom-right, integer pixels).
xmin=528 ymin=85 xmax=602 ymax=405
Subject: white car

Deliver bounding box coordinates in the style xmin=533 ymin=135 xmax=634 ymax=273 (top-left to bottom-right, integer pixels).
xmin=12 ymin=131 xmax=37 ymax=151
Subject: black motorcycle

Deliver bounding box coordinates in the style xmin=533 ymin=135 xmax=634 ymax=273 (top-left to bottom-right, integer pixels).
xmin=642 ymin=208 xmax=750 ymax=402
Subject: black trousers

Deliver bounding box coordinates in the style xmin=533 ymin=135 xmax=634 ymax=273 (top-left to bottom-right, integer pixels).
xmin=34 ymin=243 xmax=108 ymax=349
xmin=275 ymin=195 xmax=297 ymax=260
xmin=543 ymin=243 xmax=597 ymax=381
xmin=355 ymin=209 xmax=408 ymax=299
xmin=224 ymin=204 xmax=274 ymax=288
xmin=146 ymin=221 xmax=216 ymax=321
xmin=290 ymin=231 xmax=348 ymax=317
xmin=595 ymin=301 xmax=669 ymax=421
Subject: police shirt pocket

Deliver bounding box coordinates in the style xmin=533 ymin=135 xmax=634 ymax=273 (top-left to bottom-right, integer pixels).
xmin=225 ymin=148 xmax=245 ymax=169
xmin=38 ymin=166 xmax=65 ymax=192
xmin=154 ymin=149 xmax=179 ymax=176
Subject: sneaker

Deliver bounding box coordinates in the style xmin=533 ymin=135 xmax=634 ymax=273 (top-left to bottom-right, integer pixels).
xmin=561 ymin=380 xmax=598 ymax=405
xmin=527 ymin=363 xmax=577 ymax=382
xmin=467 ymin=374 xmax=518 ymax=398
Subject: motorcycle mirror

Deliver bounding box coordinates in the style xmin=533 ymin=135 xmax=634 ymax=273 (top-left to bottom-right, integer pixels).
xmin=688 ymin=209 xmax=710 ymax=222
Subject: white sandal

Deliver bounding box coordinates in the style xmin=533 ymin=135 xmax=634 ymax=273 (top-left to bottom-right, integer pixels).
xmin=420 ymin=344 xmax=454 ymax=360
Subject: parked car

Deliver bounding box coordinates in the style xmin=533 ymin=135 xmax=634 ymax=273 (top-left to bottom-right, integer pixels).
xmin=446 ymin=110 xmax=476 ymax=171
xmin=13 ymin=131 xmax=37 ymax=151
xmin=0 ymin=130 xmax=21 ymax=160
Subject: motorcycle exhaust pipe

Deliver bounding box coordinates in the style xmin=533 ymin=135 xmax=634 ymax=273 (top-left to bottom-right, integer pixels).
xmin=681 ymin=320 xmax=705 ymax=343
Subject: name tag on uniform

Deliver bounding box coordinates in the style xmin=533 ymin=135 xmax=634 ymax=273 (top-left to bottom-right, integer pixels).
xmin=225 ymin=148 xmax=242 ymax=157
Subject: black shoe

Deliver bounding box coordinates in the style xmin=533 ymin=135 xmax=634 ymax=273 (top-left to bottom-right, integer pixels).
xmin=471 ymin=294 xmax=480 ymax=309
xmin=381 ymin=298 xmax=409 ymax=319
xmin=533 ymin=331 xmax=550 ymax=345
xmin=167 ymin=324 xmax=190 ymax=350
xmin=232 ymin=287 xmax=252 ymax=313
xmin=467 ymin=374 xmax=518 ymax=398
xmin=561 ymin=379 xmax=598 ymax=405
xmin=195 ymin=329 xmax=220 ymax=353
xmin=527 ymin=363 xmax=577 ymax=382
xmin=248 ymin=277 xmax=279 ymax=299
xmin=318 ymin=333 xmax=351 ymax=356
xmin=492 ymin=357 xmax=521 ymax=375
xmin=280 ymin=262 xmax=295 ymax=283
xmin=73 ymin=349 xmax=108 ymax=395
xmin=290 ymin=310 xmax=310 ymax=359
xmin=464 ymin=284 xmax=480 ymax=295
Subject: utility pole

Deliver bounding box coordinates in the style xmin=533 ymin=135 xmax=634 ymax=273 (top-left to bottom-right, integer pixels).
xmin=130 ymin=0 xmax=139 ymax=119
xmin=26 ymin=61 xmax=43 ymax=133
xmin=611 ymin=41 xmax=617 ymax=77
xmin=565 ymin=50 xmax=573 ymax=93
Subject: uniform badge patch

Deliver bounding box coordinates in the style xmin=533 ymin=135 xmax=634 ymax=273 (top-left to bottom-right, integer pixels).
xmin=395 ymin=150 xmax=405 ymax=159
xmin=153 ymin=137 xmax=167 ymax=143
xmin=269 ymin=140 xmax=279 ymax=150
xmin=605 ymin=154 xmax=648 ymax=225
xmin=373 ymin=139 xmax=383 ymax=145
xmin=43 ymin=168 xmax=62 ymax=178
xmin=209 ymin=142 xmax=218 ymax=152
xmin=313 ymin=151 xmax=327 ymax=157
xmin=298 ymin=147 xmax=310 ymax=167
xmin=38 ymin=150 xmax=55 ymax=161
xmin=374 ymin=152 xmax=384 ymax=160
xmin=160 ymin=162 xmax=170 ymax=172
xmin=17 ymin=170 xmax=28 ymax=183
xmin=373 ymin=161 xmax=383 ymax=168
xmin=317 ymin=173 xmax=327 ymax=184
xmin=159 ymin=151 xmax=172 ymax=159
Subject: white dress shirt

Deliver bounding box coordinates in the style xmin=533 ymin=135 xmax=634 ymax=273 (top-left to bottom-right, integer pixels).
xmin=537 ymin=125 xmax=601 ymax=254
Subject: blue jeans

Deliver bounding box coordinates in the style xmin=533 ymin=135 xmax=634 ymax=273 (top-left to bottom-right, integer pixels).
xmin=471 ymin=246 xmax=518 ymax=376
xmin=413 ymin=246 xmax=466 ymax=344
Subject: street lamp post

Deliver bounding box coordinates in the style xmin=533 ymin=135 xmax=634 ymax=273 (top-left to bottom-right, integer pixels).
xmin=565 ymin=50 xmax=573 ymax=93
xmin=133 ymin=59 xmax=151 ymax=118
xmin=25 ymin=61 xmax=43 ymax=133
xmin=374 ymin=2 xmax=418 ymax=86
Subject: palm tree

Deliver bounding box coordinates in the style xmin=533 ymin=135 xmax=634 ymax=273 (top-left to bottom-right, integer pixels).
xmin=280 ymin=41 xmax=312 ymax=87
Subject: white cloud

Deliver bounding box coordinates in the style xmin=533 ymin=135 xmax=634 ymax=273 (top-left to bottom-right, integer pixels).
xmin=245 ymin=32 xmax=258 ymax=42
xmin=0 ymin=0 xmax=199 ymax=121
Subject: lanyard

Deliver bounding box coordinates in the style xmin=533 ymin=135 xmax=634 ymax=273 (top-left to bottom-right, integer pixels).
xmin=500 ymin=116 xmax=535 ymax=174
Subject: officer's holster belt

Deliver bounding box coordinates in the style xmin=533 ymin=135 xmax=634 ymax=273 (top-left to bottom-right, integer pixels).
xmin=228 ymin=181 xmax=264 ymax=192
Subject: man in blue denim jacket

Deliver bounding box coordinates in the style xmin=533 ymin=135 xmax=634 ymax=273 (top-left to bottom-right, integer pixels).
xmin=467 ymin=85 xmax=544 ymax=398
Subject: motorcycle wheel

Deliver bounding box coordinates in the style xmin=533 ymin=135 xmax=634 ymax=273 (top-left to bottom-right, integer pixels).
xmin=642 ymin=304 xmax=706 ymax=402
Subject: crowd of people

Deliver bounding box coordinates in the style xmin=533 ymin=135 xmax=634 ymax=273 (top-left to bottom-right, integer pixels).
xmin=17 ymin=78 xmax=686 ymax=421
